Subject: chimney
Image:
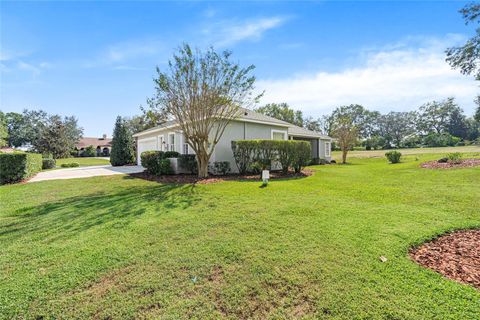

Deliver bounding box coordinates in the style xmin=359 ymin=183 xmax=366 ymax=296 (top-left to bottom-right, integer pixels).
xmin=102 ymin=134 xmax=107 ymax=140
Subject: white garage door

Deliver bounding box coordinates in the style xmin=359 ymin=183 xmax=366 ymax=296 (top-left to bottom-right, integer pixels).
xmin=137 ymin=138 xmax=157 ymax=165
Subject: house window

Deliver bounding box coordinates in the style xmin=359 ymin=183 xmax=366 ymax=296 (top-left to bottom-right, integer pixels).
xmin=159 ymin=136 xmax=165 ymax=151
xmin=183 ymin=143 xmax=189 ymax=154
xmin=325 ymin=142 xmax=331 ymax=157
xmin=168 ymin=133 xmax=175 ymax=151
xmin=271 ymin=130 xmax=287 ymax=140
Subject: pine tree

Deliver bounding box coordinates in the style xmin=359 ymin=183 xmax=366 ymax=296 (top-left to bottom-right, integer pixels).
xmin=110 ymin=116 xmax=135 ymax=166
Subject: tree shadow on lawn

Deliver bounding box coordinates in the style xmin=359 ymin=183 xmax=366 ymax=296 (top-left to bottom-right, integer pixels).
xmin=1 ymin=182 xmax=199 ymax=242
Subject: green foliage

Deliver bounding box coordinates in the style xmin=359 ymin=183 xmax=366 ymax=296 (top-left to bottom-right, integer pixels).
xmin=110 ymin=116 xmax=135 ymax=166
xmin=422 ymin=133 xmax=461 ymax=147
xmin=385 ymin=150 xmax=402 ymax=164
xmin=212 ymin=161 xmax=231 ymax=175
xmin=60 ymin=162 xmax=80 ymax=168
xmin=231 ymin=140 xmax=312 ymax=174
xmin=140 ymin=151 xmax=165 ymax=175
xmin=178 ymin=154 xmax=197 ymax=174
xmin=164 ymin=151 xmax=180 ymax=158
xmin=159 ymin=159 xmax=173 ymax=175
xmin=0 ymin=152 xmax=42 ymax=184
xmin=82 ymin=145 xmax=96 ymax=157
xmin=42 ymin=158 xmax=56 ymax=170
xmin=0 ymin=111 xmax=8 ymax=147
xmin=446 ymin=152 xmax=463 ymax=164
xmin=255 ymin=103 xmax=304 ymax=127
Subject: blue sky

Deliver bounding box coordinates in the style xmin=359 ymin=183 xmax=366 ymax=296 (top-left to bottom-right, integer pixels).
xmin=1 ymin=1 xmax=478 ymax=137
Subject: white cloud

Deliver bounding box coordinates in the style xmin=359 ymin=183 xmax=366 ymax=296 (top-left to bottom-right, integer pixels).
xmin=203 ymin=16 xmax=288 ymax=47
xmin=257 ymin=35 xmax=479 ymax=116
xmin=106 ymin=39 xmax=164 ymax=63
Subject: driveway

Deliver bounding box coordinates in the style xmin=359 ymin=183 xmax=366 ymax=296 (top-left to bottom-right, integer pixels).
xmin=29 ymin=165 xmax=144 ymax=182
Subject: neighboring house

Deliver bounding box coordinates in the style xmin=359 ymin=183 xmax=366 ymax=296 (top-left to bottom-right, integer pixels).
xmin=75 ymin=134 xmax=112 ymax=156
xmin=133 ymin=108 xmax=333 ymax=172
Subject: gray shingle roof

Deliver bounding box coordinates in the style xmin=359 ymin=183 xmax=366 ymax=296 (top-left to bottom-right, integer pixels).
xmin=133 ymin=108 xmax=331 ymax=140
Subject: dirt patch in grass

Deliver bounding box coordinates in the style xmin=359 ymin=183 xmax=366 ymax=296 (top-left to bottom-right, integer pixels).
xmin=409 ymin=229 xmax=480 ymax=289
xmin=420 ymin=158 xmax=480 ymax=169
xmin=129 ymin=169 xmax=313 ymax=185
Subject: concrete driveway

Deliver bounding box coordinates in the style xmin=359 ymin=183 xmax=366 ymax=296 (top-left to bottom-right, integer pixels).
xmin=29 ymin=165 xmax=144 ymax=183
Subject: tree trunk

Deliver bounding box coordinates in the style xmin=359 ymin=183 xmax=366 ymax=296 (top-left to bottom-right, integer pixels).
xmin=342 ymin=148 xmax=348 ymax=164
xmin=197 ymin=154 xmax=209 ymax=178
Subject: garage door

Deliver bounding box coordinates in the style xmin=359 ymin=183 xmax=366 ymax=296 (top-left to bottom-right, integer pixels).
xmin=137 ymin=138 xmax=157 ymax=165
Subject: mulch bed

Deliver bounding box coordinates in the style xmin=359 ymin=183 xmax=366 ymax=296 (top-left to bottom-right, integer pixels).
xmin=129 ymin=169 xmax=313 ymax=185
xmin=420 ymin=159 xmax=480 ymax=169
xmin=409 ymin=229 xmax=480 ymax=289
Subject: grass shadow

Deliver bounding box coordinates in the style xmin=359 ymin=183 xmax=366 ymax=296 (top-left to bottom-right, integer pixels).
xmin=1 ymin=183 xmax=200 ymax=242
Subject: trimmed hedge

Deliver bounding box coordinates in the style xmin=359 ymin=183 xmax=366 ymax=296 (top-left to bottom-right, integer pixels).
xmin=385 ymin=151 xmax=402 ymax=164
xmin=164 ymin=151 xmax=180 ymax=158
xmin=61 ymin=162 xmax=79 ymax=168
xmin=140 ymin=151 xmax=173 ymax=175
xmin=231 ymin=140 xmax=311 ymax=174
xmin=0 ymin=152 xmax=42 ymax=184
xmin=42 ymin=158 xmax=56 ymax=169
xmin=178 ymin=154 xmax=197 ymax=174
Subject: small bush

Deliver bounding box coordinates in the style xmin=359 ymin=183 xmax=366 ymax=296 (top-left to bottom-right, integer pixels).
xmin=437 ymin=157 xmax=448 ymax=163
xmin=212 ymin=161 xmax=231 ymax=175
xmin=82 ymin=145 xmax=96 ymax=157
xmin=178 ymin=154 xmax=197 ymax=174
xmin=159 ymin=159 xmax=173 ymax=175
xmin=385 ymin=151 xmax=402 ymax=164
xmin=164 ymin=151 xmax=180 ymax=158
xmin=447 ymin=152 xmax=462 ymax=164
xmin=61 ymin=162 xmax=79 ymax=168
xmin=0 ymin=152 xmax=42 ymax=184
xmin=42 ymin=158 xmax=56 ymax=170
xmin=330 ymin=160 xmax=336 ymax=164
xmin=140 ymin=151 xmax=165 ymax=175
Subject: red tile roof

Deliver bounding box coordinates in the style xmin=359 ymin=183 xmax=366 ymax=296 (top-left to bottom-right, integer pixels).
xmin=76 ymin=137 xmax=112 ymax=148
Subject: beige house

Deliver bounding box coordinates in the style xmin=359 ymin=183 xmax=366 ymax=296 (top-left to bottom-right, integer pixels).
xmin=133 ymin=109 xmax=332 ymax=173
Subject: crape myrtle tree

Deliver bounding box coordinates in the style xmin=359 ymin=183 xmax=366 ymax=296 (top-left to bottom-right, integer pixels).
xmin=110 ymin=116 xmax=135 ymax=166
xmin=331 ymin=116 xmax=358 ymax=164
xmin=147 ymin=44 xmax=260 ymax=178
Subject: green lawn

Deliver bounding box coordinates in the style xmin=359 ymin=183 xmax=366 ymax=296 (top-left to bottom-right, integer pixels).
xmin=55 ymin=157 xmax=111 ymax=167
xmin=332 ymin=145 xmax=480 ymax=160
xmin=1 ymin=152 xmax=479 ymax=319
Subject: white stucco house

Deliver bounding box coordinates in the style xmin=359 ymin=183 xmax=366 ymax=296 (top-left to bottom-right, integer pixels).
xmin=132 ymin=108 xmax=333 ymax=173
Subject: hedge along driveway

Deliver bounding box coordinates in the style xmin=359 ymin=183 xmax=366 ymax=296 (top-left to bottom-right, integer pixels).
xmin=28 ymin=165 xmax=144 ymax=182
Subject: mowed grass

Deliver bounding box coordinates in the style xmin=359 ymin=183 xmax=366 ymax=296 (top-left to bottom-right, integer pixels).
xmin=1 ymin=152 xmax=479 ymax=319
xmin=55 ymin=157 xmax=111 ymax=167
xmin=332 ymin=145 xmax=480 ymax=160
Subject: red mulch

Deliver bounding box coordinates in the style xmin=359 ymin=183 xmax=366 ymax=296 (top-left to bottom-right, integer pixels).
xmin=129 ymin=169 xmax=313 ymax=185
xmin=409 ymin=229 xmax=480 ymax=289
xmin=420 ymin=159 xmax=480 ymax=169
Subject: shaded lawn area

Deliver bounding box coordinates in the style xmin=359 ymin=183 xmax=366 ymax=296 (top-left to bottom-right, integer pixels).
xmin=0 ymin=153 xmax=479 ymax=319
xmin=55 ymin=157 xmax=111 ymax=168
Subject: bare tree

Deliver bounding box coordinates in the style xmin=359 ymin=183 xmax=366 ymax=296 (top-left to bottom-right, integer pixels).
xmin=331 ymin=116 xmax=358 ymax=164
xmin=148 ymin=44 xmax=260 ymax=177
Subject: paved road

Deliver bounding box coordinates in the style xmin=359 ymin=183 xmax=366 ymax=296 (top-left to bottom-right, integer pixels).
xmin=29 ymin=165 xmax=144 ymax=183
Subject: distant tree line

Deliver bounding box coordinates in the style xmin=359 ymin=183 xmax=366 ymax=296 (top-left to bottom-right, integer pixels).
xmin=0 ymin=109 xmax=83 ymax=158
xmin=254 ymin=98 xmax=480 ymax=151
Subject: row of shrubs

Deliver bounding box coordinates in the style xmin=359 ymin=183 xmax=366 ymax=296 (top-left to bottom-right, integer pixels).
xmin=0 ymin=152 xmax=43 ymax=184
xmin=385 ymin=151 xmax=465 ymax=164
xmin=231 ymin=140 xmax=311 ymax=174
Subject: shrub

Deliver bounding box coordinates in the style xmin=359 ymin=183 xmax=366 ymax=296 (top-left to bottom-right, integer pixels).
xmin=212 ymin=161 xmax=231 ymax=175
xmin=446 ymin=152 xmax=462 ymax=164
xmin=422 ymin=133 xmax=461 ymax=147
xmin=385 ymin=150 xmax=402 ymax=163
xmin=164 ymin=151 xmax=180 ymax=158
xmin=140 ymin=151 xmax=165 ymax=175
xmin=61 ymin=162 xmax=79 ymax=168
xmin=159 ymin=159 xmax=173 ymax=175
xmin=0 ymin=152 xmax=42 ymax=184
xmin=82 ymin=145 xmax=96 ymax=157
xmin=231 ymin=140 xmax=312 ymax=174
xmin=437 ymin=157 xmax=448 ymax=163
xmin=178 ymin=154 xmax=197 ymax=174
xmin=42 ymin=158 xmax=56 ymax=169
xmin=291 ymin=141 xmax=311 ymax=173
